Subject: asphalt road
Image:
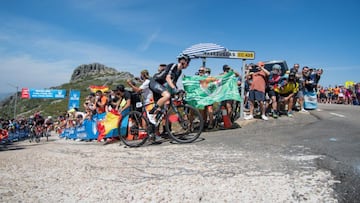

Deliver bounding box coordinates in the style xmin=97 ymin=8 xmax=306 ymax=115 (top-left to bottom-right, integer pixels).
xmin=223 ymin=103 xmax=360 ymax=202
xmin=0 ymin=103 xmax=359 ymax=202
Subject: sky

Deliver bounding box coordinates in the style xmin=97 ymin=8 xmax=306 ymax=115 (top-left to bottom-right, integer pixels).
xmin=1 ymin=0 xmax=359 ymax=94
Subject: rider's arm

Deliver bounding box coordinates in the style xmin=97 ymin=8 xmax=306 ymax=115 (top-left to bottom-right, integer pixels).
xmin=166 ymin=74 xmax=176 ymax=89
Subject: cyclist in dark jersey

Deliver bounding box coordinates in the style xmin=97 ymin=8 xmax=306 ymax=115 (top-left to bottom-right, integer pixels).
xmin=148 ymin=54 xmax=191 ymax=115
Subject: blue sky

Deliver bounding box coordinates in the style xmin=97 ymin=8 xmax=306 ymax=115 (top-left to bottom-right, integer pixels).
xmin=1 ymin=0 xmax=359 ymax=94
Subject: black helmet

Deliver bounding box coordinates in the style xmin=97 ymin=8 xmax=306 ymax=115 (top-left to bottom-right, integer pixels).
xmin=177 ymin=54 xmax=191 ymax=63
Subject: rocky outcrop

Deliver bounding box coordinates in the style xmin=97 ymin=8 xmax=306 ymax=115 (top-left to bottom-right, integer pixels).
xmin=70 ymin=63 xmax=132 ymax=82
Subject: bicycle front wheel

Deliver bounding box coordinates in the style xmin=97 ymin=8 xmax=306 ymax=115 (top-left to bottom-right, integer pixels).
xmin=119 ymin=111 xmax=150 ymax=147
xmin=165 ymin=104 xmax=204 ymax=143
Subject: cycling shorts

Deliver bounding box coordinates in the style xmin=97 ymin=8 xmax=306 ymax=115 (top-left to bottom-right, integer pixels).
xmin=149 ymin=78 xmax=167 ymax=102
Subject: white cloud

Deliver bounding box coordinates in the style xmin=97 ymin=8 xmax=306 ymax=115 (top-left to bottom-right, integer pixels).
xmin=0 ymin=16 xmax=161 ymax=93
xmin=1 ymin=55 xmax=72 ymax=92
xmin=139 ymin=29 xmax=160 ymax=51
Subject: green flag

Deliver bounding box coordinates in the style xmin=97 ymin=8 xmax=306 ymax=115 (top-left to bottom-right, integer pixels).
xmin=183 ymin=71 xmax=242 ymax=109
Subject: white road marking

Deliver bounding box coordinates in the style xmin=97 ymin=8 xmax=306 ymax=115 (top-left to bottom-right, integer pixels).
xmin=330 ymin=112 xmax=346 ymax=118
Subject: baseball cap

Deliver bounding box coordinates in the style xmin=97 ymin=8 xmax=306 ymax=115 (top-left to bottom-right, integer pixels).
xmin=272 ymin=64 xmax=281 ymax=70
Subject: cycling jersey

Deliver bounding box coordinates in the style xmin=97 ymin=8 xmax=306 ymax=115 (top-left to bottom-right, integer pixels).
xmin=153 ymin=63 xmax=182 ymax=85
xmin=275 ymin=82 xmax=299 ymax=95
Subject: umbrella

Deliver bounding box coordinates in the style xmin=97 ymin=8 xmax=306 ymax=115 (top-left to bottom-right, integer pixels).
xmin=181 ymin=43 xmax=227 ymax=58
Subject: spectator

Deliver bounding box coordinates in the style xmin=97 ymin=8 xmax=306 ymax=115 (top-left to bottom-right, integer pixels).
xmin=127 ymin=69 xmax=153 ymax=110
xmin=274 ymin=72 xmax=299 ymax=117
xmin=221 ymin=64 xmax=240 ymax=119
xmin=244 ymin=61 xmax=270 ymax=120
xmin=296 ymin=66 xmax=313 ymax=112
xmin=83 ymin=93 xmax=96 ymax=120
xmin=290 ymin=63 xmax=300 ymax=75
xmin=113 ymin=84 xmax=131 ymax=114
xmin=267 ymin=64 xmax=282 ymax=118
xmin=333 ymin=85 xmax=340 ymax=103
xmin=197 ymin=66 xmax=215 ymax=129
xmin=95 ymin=90 xmax=108 ymax=114
xmin=106 ymin=90 xmax=120 ymax=112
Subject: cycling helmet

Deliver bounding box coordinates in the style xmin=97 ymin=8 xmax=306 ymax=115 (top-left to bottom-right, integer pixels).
xmin=177 ymin=54 xmax=191 ymax=63
xmin=272 ymin=64 xmax=281 ymax=70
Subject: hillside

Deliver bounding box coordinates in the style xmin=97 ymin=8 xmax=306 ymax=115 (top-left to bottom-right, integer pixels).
xmin=0 ymin=63 xmax=135 ymax=119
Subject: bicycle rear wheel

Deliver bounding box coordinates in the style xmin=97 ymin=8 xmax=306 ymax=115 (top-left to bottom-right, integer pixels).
xmin=165 ymin=104 xmax=204 ymax=143
xmin=119 ymin=111 xmax=150 ymax=147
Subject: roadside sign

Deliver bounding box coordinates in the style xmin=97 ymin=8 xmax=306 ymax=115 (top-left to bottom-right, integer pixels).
xmin=195 ymin=50 xmax=255 ymax=60
xmin=229 ymin=51 xmax=255 ymax=60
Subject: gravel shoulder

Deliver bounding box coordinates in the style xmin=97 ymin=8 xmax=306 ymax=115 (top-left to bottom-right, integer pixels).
xmin=0 ymin=114 xmax=339 ymax=202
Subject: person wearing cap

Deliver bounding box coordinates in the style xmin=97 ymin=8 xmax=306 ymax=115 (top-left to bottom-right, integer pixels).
xmin=274 ymin=72 xmax=299 ymax=117
xmin=267 ymin=64 xmax=282 ymax=118
xmin=95 ymin=90 xmax=108 ymax=114
xmin=244 ymin=61 xmax=270 ymax=121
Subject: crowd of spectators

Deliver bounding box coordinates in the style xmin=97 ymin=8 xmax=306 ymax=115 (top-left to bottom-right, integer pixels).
xmin=1 ymin=59 xmax=359 ymax=141
xmin=317 ymin=83 xmax=360 ymax=105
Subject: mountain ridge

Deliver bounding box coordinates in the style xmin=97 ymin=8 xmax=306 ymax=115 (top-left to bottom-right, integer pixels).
xmin=0 ymin=63 xmax=135 ymax=119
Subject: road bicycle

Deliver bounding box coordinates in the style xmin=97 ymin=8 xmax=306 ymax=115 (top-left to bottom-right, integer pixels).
xmin=119 ymin=91 xmax=204 ymax=147
xmin=42 ymin=124 xmax=52 ymax=142
xmin=28 ymin=125 xmax=41 ymax=143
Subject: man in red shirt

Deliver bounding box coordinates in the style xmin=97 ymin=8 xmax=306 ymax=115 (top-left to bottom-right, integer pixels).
xmin=244 ymin=61 xmax=270 ymax=120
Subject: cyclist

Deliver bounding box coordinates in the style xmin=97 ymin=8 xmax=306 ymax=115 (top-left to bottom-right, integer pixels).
xmin=148 ymin=54 xmax=191 ymax=123
xmin=34 ymin=112 xmax=45 ymax=127
xmin=44 ymin=116 xmax=54 ymax=132
xmin=32 ymin=112 xmax=45 ymax=138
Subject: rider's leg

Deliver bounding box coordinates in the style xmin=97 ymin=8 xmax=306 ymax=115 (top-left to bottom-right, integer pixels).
xmin=207 ymin=105 xmax=214 ymax=128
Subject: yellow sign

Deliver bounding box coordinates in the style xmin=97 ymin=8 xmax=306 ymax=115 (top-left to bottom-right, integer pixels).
xmin=236 ymin=51 xmax=255 ymax=59
xmin=228 ymin=51 xmax=255 ymax=59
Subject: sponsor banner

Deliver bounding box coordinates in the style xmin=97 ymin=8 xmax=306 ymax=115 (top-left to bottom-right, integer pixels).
xmin=68 ymin=90 xmax=81 ymax=110
xmin=29 ymin=89 xmax=66 ymax=99
xmin=21 ymin=88 xmax=30 ymax=99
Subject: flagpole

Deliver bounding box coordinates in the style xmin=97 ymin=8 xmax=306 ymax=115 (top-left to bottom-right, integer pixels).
xmin=201 ymin=57 xmax=206 ymax=67
xmin=68 ymin=88 xmax=71 ymax=110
